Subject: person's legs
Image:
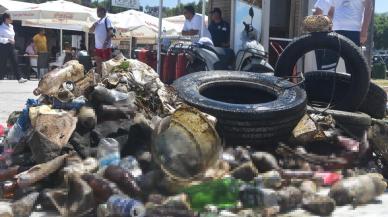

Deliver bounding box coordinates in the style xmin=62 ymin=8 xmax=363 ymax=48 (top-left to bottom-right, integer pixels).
xmin=336 ymin=30 xmax=361 ymax=46
xmin=316 ymin=49 xmax=338 ymax=71
xmin=101 ymin=48 xmax=112 ymax=61
xmin=95 ymin=48 xmax=111 ymax=75
xmin=8 ymin=44 xmax=23 ymax=80
xmin=318 ymin=31 xmax=361 ymax=71
xmin=0 ymin=44 xmax=7 ymax=79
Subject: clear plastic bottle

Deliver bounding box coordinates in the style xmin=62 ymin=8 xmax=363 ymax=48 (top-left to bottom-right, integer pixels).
xmin=6 ymin=103 xmax=31 ymax=147
xmin=107 ymin=195 xmax=145 ymax=217
xmin=6 ymin=122 xmax=25 ymax=146
xmin=97 ymin=138 xmax=120 ymax=168
xmin=119 ymin=156 xmax=142 ymax=178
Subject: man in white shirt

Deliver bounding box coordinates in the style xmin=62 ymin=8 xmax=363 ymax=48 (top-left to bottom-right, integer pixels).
xmin=314 ymin=0 xmax=332 ymax=15
xmin=90 ymin=6 xmax=114 ymax=74
xmin=317 ymin=0 xmax=373 ymax=70
xmin=329 ymin=0 xmax=373 ymax=46
xmin=182 ymin=5 xmax=212 ymax=43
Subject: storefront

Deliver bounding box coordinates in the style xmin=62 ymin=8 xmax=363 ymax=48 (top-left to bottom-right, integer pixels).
xmin=210 ymin=0 xmax=317 ymax=41
xmin=209 ymin=0 xmax=316 ymax=68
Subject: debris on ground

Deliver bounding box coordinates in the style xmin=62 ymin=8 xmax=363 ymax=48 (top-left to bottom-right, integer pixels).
xmin=329 ymin=173 xmax=387 ymax=206
xmin=0 ymin=51 xmax=387 ymax=217
xmin=302 ymin=193 xmax=336 ymax=216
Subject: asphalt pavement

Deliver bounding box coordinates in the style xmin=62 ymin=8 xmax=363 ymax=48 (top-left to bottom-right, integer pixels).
xmin=0 ymin=80 xmax=38 ymax=125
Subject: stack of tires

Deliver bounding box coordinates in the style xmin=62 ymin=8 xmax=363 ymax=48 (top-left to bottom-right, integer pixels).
xmin=275 ymin=32 xmax=387 ymax=120
xmin=174 ymin=71 xmax=307 ymax=147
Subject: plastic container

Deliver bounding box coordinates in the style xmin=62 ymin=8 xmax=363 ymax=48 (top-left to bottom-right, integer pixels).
xmin=239 ymin=184 xmax=278 ymax=209
xmin=119 ymin=156 xmax=142 ymax=178
xmin=8 ymin=98 xmax=38 ymax=145
xmin=93 ymin=85 xmax=132 ymax=105
xmin=107 ymin=195 xmax=145 ymax=217
xmin=97 ymin=138 xmax=120 ymax=168
xmin=52 ymin=97 xmax=86 ymax=110
xmin=6 ymin=122 xmax=25 ymax=146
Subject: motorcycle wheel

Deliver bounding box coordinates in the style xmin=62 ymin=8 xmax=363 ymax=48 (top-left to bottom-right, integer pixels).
xmin=186 ymin=59 xmax=208 ymax=74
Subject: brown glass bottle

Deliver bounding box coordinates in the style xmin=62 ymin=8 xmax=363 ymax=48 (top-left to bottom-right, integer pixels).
xmin=81 ymin=174 xmax=116 ymax=204
xmin=1 ymin=180 xmax=18 ymax=199
xmin=103 ymin=165 xmax=142 ymax=199
xmin=0 ymin=166 xmax=30 ymax=182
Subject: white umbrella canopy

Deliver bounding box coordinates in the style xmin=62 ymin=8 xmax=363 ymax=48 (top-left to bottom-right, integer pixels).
xmin=7 ymin=0 xmax=97 ymax=27
xmin=117 ymin=25 xmax=160 ymax=39
xmin=21 ymin=20 xmax=87 ymax=32
xmin=112 ymin=9 xmax=179 ymax=37
xmin=8 ymin=0 xmax=99 ymax=51
xmin=0 ymin=0 xmax=36 ymax=14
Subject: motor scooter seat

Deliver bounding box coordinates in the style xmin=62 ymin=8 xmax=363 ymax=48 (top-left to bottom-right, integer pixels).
xmin=201 ymin=45 xmax=235 ymax=64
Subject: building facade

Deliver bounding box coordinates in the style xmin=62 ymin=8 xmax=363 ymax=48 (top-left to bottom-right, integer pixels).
xmin=208 ymin=0 xmax=314 ymax=46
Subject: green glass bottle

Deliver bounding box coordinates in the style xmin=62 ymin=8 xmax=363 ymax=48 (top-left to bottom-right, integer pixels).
xmin=182 ymin=178 xmax=241 ymax=211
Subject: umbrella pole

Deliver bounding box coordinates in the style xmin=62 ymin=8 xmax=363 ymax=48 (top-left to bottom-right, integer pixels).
xmin=201 ymin=0 xmax=205 ymax=37
xmin=157 ymin=0 xmax=163 ymax=75
xmin=85 ymin=31 xmax=89 ymax=50
xmin=60 ymin=29 xmax=63 ymax=53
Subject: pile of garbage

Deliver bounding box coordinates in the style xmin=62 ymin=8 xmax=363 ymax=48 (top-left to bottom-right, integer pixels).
xmin=0 ymin=52 xmax=387 ymax=217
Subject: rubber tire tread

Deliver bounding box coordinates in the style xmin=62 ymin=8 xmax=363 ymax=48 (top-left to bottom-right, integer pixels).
xmin=275 ymin=32 xmax=370 ymax=111
xmin=304 ymin=71 xmax=386 ymax=119
xmin=174 ymin=71 xmax=307 ymax=121
xmin=174 ymin=71 xmax=307 ymax=146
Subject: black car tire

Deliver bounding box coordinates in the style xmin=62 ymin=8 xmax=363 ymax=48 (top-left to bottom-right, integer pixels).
xmin=174 ymin=71 xmax=307 ymax=146
xmin=304 ymin=71 xmax=387 ymax=119
xmin=275 ymin=32 xmax=370 ymax=111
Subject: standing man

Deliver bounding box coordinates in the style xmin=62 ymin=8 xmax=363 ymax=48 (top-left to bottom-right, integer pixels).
xmin=182 ymin=5 xmax=212 ymax=43
xmin=329 ymin=0 xmax=373 ymax=46
xmin=208 ymin=8 xmax=230 ymax=48
xmin=90 ymin=6 xmax=114 ymax=74
xmin=314 ymin=0 xmax=332 ymax=15
xmin=314 ymin=0 xmax=333 ymax=70
xmin=33 ymin=29 xmax=48 ymax=53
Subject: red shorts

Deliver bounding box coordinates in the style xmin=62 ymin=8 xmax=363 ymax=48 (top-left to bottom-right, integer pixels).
xmin=95 ymin=48 xmax=112 ymax=61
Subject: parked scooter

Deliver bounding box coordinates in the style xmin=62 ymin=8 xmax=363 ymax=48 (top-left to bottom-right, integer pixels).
xmin=175 ymin=7 xmax=274 ymax=74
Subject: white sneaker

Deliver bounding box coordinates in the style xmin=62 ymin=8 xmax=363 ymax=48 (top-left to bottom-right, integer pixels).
xmin=18 ymin=78 xmax=28 ymax=83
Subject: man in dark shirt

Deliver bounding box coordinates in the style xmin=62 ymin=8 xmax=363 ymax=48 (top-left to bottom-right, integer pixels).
xmin=208 ymin=8 xmax=230 ymax=48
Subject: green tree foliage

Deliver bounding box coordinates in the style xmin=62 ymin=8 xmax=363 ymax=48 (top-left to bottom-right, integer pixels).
xmin=374 ymin=13 xmax=388 ymax=49
xmin=144 ymin=1 xmax=208 ymax=18
xmin=167 ymin=1 xmax=208 ymax=17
